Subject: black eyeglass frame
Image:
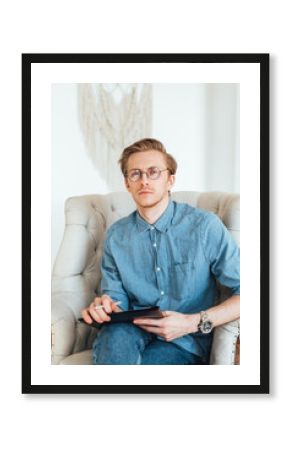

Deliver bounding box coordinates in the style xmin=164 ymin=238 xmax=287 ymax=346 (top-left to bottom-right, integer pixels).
xmin=125 ymin=167 xmax=171 ymax=182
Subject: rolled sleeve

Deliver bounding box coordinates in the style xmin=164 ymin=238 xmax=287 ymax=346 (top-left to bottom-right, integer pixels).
xmin=201 ymin=213 xmax=240 ymax=296
xmin=100 ymin=235 xmax=130 ymax=310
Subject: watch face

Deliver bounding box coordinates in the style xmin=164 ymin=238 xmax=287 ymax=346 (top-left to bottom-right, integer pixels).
xmin=201 ymin=321 xmax=213 ymax=334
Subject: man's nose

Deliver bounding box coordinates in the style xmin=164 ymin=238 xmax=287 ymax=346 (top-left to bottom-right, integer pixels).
xmin=140 ymin=172 xmax=149 ymax=184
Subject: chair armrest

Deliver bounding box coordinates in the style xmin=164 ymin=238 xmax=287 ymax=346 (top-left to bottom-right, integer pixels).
xmin=51 ymin=290 xmax=94 ymax=364
xmin=210 ymin=320 xmax=240 ymax=365
xmin=51 ymin=292 xmax=77 ymax=364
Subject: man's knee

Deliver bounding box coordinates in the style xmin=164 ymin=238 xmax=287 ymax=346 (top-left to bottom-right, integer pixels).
xmin=96 ymin=322 xmax=141 ymax=342
xmin=92 ymin=322 xmax=151 ymax=364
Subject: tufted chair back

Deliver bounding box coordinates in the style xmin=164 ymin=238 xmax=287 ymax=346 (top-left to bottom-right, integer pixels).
xmin=51 ymin=191 xmax=240 ymax=365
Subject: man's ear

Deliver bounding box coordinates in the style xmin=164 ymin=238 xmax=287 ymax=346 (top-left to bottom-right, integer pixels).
xmin=168 ymin=174 xmax=175 ymax=190
xmin=124 ymin=177 xmax=130 ymax=191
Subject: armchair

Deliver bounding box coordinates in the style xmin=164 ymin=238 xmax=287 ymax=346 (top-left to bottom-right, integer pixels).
xmin=51 ymin=191 xmax=240 ymax=365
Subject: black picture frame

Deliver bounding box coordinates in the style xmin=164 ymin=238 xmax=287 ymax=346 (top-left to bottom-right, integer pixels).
xmin=22 ymin=53 xmax=269 ymax=394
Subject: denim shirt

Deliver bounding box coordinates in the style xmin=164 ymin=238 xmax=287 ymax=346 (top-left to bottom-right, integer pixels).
xmin=100 ymin=200 xmax=240 ymax=362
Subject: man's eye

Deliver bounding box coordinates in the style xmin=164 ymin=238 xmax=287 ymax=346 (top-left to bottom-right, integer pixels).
xmin=148 ymin=167 xmax=159 ymax=176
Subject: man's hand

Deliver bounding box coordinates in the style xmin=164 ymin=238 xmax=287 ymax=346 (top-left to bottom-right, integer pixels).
xmin=81 ymin=294 xmax=122 ymax=324
xmin=133 ymin=311 xmax=200 ymax=341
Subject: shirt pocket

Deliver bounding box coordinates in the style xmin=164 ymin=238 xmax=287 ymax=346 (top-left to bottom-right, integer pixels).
xmin=168 ymin=260 xmax=196 ymax=301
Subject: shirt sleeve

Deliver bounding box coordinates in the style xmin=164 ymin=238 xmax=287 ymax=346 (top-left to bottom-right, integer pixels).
xmin=201 ymin=213 xmax=240 ymax=296
xmin=100 ymin=232 xmax=130 ymax=310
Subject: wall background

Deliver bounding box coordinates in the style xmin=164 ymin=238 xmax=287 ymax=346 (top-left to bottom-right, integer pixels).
xmin=52 ymin=83 xmax=239 ymax=266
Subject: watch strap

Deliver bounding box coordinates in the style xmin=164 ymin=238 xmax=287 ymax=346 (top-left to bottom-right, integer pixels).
xmin=200 ymin=310 xmax=208 ymax=323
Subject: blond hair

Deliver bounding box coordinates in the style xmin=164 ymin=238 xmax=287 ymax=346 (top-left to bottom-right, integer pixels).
xmin=119 ymin=138 xmax=177 ymax=176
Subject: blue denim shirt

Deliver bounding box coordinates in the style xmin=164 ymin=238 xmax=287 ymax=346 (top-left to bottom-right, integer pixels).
xmin=100 ymin=200 xmax=240 ymax=362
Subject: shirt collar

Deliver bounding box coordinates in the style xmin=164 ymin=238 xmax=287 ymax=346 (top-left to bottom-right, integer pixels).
xmin=136 ymin=199 xmax=174 ymax=233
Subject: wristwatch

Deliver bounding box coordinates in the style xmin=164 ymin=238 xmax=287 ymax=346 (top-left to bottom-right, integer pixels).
xmin=198 ymin=310 xmax=213 ymax=334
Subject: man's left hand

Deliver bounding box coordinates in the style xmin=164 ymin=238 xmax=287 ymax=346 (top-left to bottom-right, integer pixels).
xmin=133 ymin=311 xmax=199 ymax=341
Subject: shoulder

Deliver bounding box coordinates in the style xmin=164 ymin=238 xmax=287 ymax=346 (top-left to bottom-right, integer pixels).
xmin=172 ymin=201 xmax=219 ymax=228
xmin=105 ymin=211 xmax=137 ymax=240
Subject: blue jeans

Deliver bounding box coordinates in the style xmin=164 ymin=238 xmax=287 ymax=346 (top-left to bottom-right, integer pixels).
xmin=92 ymin=322 xmax=203 ymax=365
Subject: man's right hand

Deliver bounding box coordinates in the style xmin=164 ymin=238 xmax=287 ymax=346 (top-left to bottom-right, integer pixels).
xmin=81 ymin=294 xmax=122 ymax=324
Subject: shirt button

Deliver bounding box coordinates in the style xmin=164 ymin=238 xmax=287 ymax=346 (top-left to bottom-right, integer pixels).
xmin=160 ymin=291 xmax=164 ymax=295
xmin=156 ymin=267 xmax=160 ymax=271
xmin=153 ymin=242 xmax=157 ymax=247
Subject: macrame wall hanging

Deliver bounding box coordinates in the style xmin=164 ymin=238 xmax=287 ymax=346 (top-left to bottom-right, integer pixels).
xmin=78 ymin=83 xmax=153 ymax=191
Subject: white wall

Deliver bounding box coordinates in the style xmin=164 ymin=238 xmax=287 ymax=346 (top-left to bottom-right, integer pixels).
xmin=152 ymin=83 xmax=239 ymax=192
xmin=153 ymin=84 xmax=209 ymax=191
xmin=52 ymin=83 xmax=239 ymax=266
xmin=52 ymin=84 xmax=110 ymax=267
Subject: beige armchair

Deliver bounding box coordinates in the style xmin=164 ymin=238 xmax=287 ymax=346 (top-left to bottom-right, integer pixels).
xmin=51 ymin=191 xmax=240 ymax=365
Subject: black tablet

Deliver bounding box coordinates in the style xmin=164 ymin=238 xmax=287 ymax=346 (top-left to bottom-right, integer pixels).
xmin=78 ymin=306 xmax=164 ymax=327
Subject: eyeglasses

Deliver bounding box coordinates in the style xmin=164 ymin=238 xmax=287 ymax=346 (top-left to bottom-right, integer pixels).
xmin=126 ymin=167 xmax=170 ymax=182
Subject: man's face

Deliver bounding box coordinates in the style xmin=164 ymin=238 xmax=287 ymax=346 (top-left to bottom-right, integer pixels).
xmin=124 ymin=150 xmax=175 ymax=209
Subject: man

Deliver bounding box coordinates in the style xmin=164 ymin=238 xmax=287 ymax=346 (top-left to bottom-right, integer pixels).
xmin=82 ymin=138 xmax=240 ymax=364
